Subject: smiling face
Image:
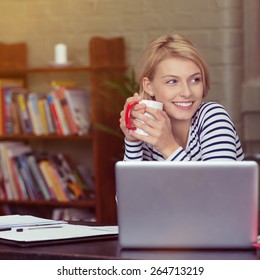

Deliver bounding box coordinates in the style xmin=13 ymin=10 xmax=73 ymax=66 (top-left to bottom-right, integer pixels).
xmin=143 ymin=57 xmax=204 ymax=126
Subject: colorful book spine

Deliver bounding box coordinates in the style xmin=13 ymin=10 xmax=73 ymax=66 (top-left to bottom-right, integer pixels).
xmin=45 ymin=161 xmax=70 ymax=202
xmin=37 ymin=98 xmax=49 ymax=135
xmin=10 ymin=90 xmax=22 ymax=135
xmin=56 ymin=87 xmax=78 ymax=135
xmin=2 ymin=87 xmax=13 ymax=134
xmin=15 ymin=92 xmax=33 ymax=134
xmin=38 ymin=160 xmax=68 ymax=202
xmin=26 ymin=154 xmax=53 ymax=201
xmin=51 ymin=89 xmax=70 ymax=135
xmin=0 ymin=78 xmax=24 ymax=135
xmin=11 ymin=160 xmax=29 ymax=200
xmin=64 ymin=88 xmax=91 ymax=135
xmin=50 ymin=154 xmax=79 ymax=200
xmin=6 ymin=144 xmax=32 ymax=200
xmin=47 ymin=94 xmax=63 ymax=135
xmin=16 ymin=155 xmax=37 ymax=200
xmin=57 ymin=153 xmax=89 ymax=193
xmin=0 ymin=143 xmax=19 ymax=200
xmin=27 ymin=93 xmax=44 ymax=135
xmin=43 ymin=97 xmax=56 ymax=134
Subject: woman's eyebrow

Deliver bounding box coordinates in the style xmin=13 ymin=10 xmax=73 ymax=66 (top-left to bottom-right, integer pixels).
xmin=190 ymin=72 xmax=202 ymax=77
xmin=161 ymin=74 xmax=179 ymax=78
xmin=161 ymin=72 xmax=202 ymax=79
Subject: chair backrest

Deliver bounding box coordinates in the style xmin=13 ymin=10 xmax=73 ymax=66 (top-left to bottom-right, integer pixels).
xmin=88 ymin=37 xmax=126 ymax=222
xmin=89 ymin=37 xmax=125 ymax=67
xmin=0 ymin=42 xmax=27 ymax=69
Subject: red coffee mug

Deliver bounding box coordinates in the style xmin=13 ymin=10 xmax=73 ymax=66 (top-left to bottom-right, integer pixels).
xmin=125 ymin=100 xmax=163 ymax=135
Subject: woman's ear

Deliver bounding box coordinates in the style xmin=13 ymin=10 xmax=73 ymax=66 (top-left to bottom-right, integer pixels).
xmin=142 ymin=77 xmax=154 ymax=98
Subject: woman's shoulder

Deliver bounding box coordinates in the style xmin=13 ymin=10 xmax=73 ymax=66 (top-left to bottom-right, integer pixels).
xmin=194 ymin=101 xmax=231 ymax=125
xmin=200 ymin=101 xmax=225 ymax=110
xmin=198 ymin=101 xmax=230 ymax=117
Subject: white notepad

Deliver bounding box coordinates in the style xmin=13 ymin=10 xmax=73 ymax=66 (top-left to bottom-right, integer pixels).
xmin=0 ymin=214 xmax=118 ymax=247
xmin=0 ymin=214 xmax=66 ymax=229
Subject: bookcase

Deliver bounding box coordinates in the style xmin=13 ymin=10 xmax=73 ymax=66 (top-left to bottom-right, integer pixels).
xmin=0 ymin=37 xmax=126 ymax=223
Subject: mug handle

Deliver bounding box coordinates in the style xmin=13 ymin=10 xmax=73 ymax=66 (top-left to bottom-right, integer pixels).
xmin=125 ymin=101 xmax=139 ymax=130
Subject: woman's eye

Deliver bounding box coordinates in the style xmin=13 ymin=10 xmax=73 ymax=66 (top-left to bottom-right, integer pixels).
xmin=190 ymin=77 xmax=201 ymax=84
xmin=167 ymin=79 xmax=177 ymax=84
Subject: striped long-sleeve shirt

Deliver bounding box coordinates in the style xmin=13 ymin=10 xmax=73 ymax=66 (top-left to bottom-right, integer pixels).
xmin=124 ymin=102 xmax=244 ymax=161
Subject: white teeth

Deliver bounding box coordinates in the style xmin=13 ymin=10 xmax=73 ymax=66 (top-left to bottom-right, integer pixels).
xmin=174 ymin=102 xmax=192 ymax=107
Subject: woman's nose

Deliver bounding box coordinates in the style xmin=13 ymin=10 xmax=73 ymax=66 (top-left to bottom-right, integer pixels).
xmin=179 ymin=82 xmax=192 ymax=98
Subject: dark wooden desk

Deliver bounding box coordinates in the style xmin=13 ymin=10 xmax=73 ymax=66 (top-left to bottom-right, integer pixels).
xmin=0 ymin=237 xmax=259 ymax=260
xmin=0 ymin=219 xmax=259 ymax=260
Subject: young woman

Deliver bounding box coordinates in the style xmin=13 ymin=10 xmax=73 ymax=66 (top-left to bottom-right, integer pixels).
xmin=119 ymin=33 xmax=244 ymax=161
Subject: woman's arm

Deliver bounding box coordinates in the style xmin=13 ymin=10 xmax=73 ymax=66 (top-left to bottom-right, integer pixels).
xmin=198 ymin=102 xmax=244 ymax=161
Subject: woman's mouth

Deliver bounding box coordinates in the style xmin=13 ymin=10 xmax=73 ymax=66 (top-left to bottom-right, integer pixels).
xmin=173 ymin=101 xmax=193 ymax=109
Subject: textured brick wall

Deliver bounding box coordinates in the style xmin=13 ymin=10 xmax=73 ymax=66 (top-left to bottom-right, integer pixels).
xmin=0 ymin=0 xmax=244 ymax=132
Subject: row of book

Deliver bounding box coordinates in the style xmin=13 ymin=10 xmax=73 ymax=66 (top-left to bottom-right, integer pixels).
xmin=0 ymin=141 xmax=94 ymax=202
xmin=0 ymin=78 xmax=92 ymax=136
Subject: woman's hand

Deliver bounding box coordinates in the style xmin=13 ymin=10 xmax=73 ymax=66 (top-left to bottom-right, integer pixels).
xmin=129 ymin=105 xmax=180 ymax=158
xmin=120 ymin=93 xmax=180 ymax=157
xmin=119 ymin=93 xmax=145 ymax=142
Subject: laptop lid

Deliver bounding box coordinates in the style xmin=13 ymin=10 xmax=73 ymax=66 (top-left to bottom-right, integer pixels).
xmin=115 ymin=161 xmax=259 ymax=249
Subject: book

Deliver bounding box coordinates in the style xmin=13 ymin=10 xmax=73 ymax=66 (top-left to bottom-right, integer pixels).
xmin=54 ymin=86 xmax=78 ymax=134
xmin=0 ymin=78 xmax=24 ymax=135
xmin=46 ymin=94 xmax=63 ymax=135
xmin=61 ymin=153 xmax=90 ymax=194
xmin=1 ymin=87 xmax=25 ymax=135
xmin=26 ymin=154 xmax=53 ymax=201
xmin=45 ymin=160 xmax=70 ymax=201
xmin=0 ymin=143 xmax=16 ymax=199
xmin=11 ymin=160 xmax=30 ymax=201
xmin=6 ymin=144 xmax=33 ymax=200
xmin=0 ymin=180 xmax=6 ymax=200
xmin=10 ymin=89 xmax=23 ymax=134
xmin=15 ymin=154 xmax=45 ymax=200
xmin=27 ymin=92 xmax=44 ymax=135
xmin=51 ymin=89 xmax=70 ymax=135
xmin=37 ymin=159 xmax=69 ymax=202
xmin=50 ymin=154 xmax=86 ymax=200
xmin=15 ymin=91 xmax=33 ymax=134
xmin=63 ymin=87 xmax=91 ymax=135
xmin=1 ymin=87 xmax=13 ymax=134
xmin=0 ymin=141 xmax=24 ymax=200
xmin=43 ymin=97 xmax=56 ymax=134
xmin=37 ymin=98 xmax=49 ymax=135
xmin=15 ymin=156 xmax=36 ymax=200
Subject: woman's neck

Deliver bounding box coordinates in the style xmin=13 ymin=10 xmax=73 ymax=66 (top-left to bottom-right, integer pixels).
xmin=171 ymin=120 xmax=191 ymax=149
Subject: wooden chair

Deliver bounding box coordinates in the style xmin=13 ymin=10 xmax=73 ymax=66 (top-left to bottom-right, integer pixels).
xmin=88 ymin=37 xmax=126 ymax=222
xmin=0 ymin=42 xmax=27 ymax=69
xmin=89 ymin=37 xmax=125 ymax=67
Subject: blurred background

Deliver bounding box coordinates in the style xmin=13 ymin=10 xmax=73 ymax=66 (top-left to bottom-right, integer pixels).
xmin=0 ymin=0 xmax=259 ymax=155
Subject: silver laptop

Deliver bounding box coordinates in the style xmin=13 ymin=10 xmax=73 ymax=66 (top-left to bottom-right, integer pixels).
xmin=115 ymin=161 xmax=259 ymax=249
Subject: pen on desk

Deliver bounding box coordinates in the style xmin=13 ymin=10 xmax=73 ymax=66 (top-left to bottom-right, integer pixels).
xmin=0 ymin=227 xmax=12 ymax=232
xmin=16 ymin=225 xmax=63 ymax=232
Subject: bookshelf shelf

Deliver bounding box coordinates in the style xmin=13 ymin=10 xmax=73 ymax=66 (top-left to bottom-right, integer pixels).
xmin=0 ymin=37 xmax=126 ymax=223
xmin=0 ymin=65 xmax=125 ymax=75
xmin=0 ymin=199 xmax=96 ymax=209
xmin=0 ymin=134 xmax=93 ymax=141
xmin=28 ymin=65 xmax=126 ymax=73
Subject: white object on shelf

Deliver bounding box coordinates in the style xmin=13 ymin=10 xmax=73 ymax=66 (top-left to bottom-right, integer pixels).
xmin=54 ymin=43 xmax=68 ymax=64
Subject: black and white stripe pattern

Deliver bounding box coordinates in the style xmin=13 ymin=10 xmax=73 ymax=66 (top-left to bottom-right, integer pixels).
xmin=124 ymin=102 xmax=244 ymax=161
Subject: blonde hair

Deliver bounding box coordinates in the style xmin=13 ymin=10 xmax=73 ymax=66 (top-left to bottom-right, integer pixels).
xmin=135 ymin=33 xmax=210 ymax=99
